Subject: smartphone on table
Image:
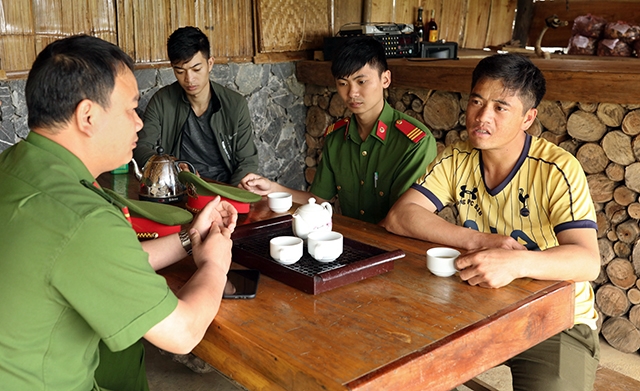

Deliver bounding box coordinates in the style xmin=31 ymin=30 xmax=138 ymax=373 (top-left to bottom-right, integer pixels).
xmin=223 ymin=269 xmax=260 ymax=299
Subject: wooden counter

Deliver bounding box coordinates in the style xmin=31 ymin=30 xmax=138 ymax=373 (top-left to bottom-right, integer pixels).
xmin=296 ymin=54 xmax=640 ymax=105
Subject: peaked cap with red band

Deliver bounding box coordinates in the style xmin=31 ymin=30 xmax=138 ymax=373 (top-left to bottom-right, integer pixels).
xmin=178 ymin=171 xmax=261 ymax=214
xmin=103 ymin=188 xmax=193 ymax=239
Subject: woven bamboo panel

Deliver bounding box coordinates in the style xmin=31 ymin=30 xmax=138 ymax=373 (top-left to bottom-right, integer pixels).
xmin=0 ymin=0 xmax=36 ymax=71
xmin=0 ymin=0 xmax=117 ymax=72
xmin=117 ymin=0 xmax=252 ymax=63
xmin=256 ymin=0 xmax=329 ymax=53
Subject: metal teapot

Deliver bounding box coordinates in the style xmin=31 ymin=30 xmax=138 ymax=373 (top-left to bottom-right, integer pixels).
xmin=131 ymin=147 xmax=194 ymax=203
xmin=291 ymin=198 xmax=333 ymax=239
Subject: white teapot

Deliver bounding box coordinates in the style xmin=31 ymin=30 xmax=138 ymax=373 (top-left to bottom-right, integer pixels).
xmin=292 ymin=198 xmax=333 ymax=239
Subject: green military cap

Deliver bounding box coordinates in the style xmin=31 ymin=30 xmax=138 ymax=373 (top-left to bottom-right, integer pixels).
xmin=104 ymin=188 xmax=193 ymax=238
xmin=178 ymin=171 xmax=261 ymax=214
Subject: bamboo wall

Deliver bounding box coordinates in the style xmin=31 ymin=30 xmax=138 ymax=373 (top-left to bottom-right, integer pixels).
xmin=10 ymin=1 xmax=638 ymax=75
xmin=1 ymin=0 xmax=520 ymax=74
xmin=0 ymin=0 xmax=253 ymax=73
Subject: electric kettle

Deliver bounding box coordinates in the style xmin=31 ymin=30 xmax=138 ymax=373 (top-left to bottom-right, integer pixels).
xmin=131 ymin=147 xmax=194 ymax=203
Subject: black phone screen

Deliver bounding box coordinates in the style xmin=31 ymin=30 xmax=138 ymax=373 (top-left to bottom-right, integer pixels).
xmin=223 ymin=269 xmax=260 ymax=299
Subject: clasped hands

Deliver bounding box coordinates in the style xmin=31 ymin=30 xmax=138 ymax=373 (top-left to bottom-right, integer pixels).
xmin=188 ymin=196 xmax=237 ymax=270
xmin=455 ymin=233 xmax=526 ymax=289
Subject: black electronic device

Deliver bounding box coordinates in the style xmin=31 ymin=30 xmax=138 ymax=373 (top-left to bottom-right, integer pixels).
xmin=420 ymin=41 xmax=458 ymax=59
xmin=223 ymin=269 xmax=260 ymax=299
xmin=323 ymin=33 xmax=419 ymax=61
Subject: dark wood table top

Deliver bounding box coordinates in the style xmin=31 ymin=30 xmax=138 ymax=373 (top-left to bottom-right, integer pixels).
xmin=99 ymin=171 xmax=575 ymax=391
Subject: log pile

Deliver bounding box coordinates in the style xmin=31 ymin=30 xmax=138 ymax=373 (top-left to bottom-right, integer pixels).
xmin=303 ymin=85 xmax=640 ymax=354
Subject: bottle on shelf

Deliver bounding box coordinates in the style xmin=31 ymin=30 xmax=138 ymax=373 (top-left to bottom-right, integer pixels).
xmin=427 ymin=9 xmax=438 ymax=43
xmin=415 ymin=7 xmax=424 ymax=42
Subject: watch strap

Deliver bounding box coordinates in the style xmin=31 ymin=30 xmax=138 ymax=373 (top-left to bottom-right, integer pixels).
xmin=179 ymin=229 xmax=192 ymax=256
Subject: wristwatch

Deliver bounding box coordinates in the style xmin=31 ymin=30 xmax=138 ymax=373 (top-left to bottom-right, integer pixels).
xmin=179 ymin=229 xmax=193 ymax=256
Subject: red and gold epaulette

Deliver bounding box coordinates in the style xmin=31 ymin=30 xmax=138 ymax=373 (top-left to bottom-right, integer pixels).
xmin=395 ymin=119 xmax=426 ymax=143
xmin=324 ymin=117 xmax=350 ymax=137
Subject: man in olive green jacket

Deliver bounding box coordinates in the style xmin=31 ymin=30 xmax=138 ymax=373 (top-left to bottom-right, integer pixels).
xmin=134 ymin=26 xmax=258 ymax=185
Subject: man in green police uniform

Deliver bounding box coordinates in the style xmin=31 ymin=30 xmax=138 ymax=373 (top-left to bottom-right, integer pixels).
xmin=0 ymin=35 xmax=236 ymax=391
xmin=239 ymin=36 xmax=437 ymax=224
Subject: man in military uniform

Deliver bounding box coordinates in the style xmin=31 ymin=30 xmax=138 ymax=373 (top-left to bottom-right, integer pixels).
xmin=0 ymin=35 xmax=236 ymax=391
xmin=239 ymin=35 xmax=437 ymax=224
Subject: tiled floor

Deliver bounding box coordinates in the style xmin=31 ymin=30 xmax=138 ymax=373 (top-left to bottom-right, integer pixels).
xmin=145 ymin=337 xmax=640 ymax=391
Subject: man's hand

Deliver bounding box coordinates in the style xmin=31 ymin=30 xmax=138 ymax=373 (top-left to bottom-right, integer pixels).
xmin=238 ymin=173 xmax=272 ymax=195
xmin=456 ymin=247 xmax=526 ymax=288
xmin=188 ymin=224 xmax=233 ymax=272
xmin=190 ymin=196 xmax=238 ymax=239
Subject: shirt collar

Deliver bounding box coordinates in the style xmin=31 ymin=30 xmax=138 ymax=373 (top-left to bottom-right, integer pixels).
xmin=26 ymin=131 xmax=96 ymax=183
xmin=346 ymin=101 xmax=393 ymax=144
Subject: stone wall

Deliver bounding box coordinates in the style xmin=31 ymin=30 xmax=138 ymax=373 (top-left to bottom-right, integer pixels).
xmin=0 ymin=62 xmax=307 ymax=191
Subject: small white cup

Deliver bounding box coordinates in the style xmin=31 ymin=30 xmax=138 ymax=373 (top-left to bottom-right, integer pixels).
xmin=268 ymin=192 xmax=293 ymax=213
xmin=426 ymin=247 xmax=460 ymax=277
xmin=270 ymin=236 xmax=303 ymax=265
xmin=307 ymin=231 xmax=343 ymax=263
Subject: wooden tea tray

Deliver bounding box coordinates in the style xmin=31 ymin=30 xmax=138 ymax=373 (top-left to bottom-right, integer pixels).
xmin=230 ymin=215 xmax=404 ymax=294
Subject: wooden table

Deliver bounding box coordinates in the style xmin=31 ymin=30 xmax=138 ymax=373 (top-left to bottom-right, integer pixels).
xmin=99 ymin=172 xmax=575 ymax=391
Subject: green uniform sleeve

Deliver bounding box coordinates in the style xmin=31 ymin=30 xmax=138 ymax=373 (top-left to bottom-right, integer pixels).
xmin=51 ymin=209 xmax=178 ymax=352
xmin=309 ymin=144 xmax=337 ymax=201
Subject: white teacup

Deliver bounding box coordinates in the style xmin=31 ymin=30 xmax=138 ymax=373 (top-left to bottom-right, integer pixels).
xmin=268 ymin=192 xmax=293 ymax=213
xmin=307 ymin=231 xmax=343 ymax=263
xmin=426 ymin=247 xmax=460 ymax=277
xmin=270 ymin=236 xmax=303 ymax=265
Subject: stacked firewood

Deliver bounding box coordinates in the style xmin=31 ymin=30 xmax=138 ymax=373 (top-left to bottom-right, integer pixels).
xmin=304 ymin=85 xmax=640 ymax=353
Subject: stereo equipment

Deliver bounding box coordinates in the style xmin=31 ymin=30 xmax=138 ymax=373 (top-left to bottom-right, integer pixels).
xmin=323 ymin=23 xmax=419 ymax=60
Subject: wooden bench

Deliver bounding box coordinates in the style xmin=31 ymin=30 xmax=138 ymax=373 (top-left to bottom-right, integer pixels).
xmin=462 ymin=366 xmax=640 ymax=391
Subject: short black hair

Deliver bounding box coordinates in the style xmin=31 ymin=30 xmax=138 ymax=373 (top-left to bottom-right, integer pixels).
xmin=471 ymin=53 xmax=546 ymax=111
xmin=25 ymin=34 xmax=134 ymax=131
xmin=331 ymin=36 xmax=388 ymax=79
xmin=167 ymin=26 xmax=211 ymax=64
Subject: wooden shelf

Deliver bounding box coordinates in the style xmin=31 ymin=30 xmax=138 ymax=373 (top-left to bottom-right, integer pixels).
xmin=296 ymin=51 xmax=640 ymax=105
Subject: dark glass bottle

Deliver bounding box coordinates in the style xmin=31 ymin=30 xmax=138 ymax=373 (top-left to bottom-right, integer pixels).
xmin=427 ymin=9 xmax=438 ymax=42
xmin=415 ymin=7 xmax=424 ymax=42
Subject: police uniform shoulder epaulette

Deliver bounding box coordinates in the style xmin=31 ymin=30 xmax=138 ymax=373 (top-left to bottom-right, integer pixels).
xmin=395 ymin=119 xmax=426 ymax=143
xmin=324 ymin=117 xmax=350 ymax=137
